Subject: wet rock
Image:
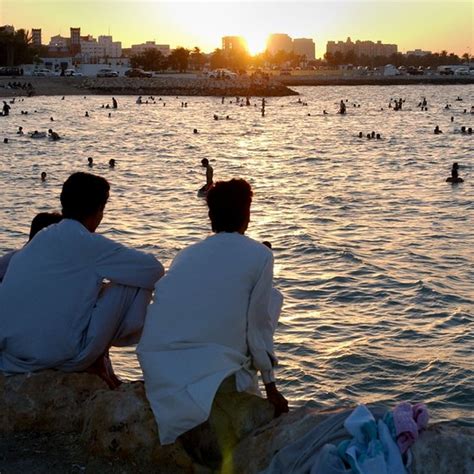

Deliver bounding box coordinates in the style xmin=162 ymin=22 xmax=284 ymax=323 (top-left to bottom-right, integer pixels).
xmin=0 ymin=370 xmax=107 ymax=433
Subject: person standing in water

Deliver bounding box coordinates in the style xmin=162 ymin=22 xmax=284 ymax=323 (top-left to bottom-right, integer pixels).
xmin=200 ymin=158 xmax=214 ymax=193
xmin=112 ymin=97 xmax=118 ymax=109
xmin=339 ymin=100 xmax=346 ymax=115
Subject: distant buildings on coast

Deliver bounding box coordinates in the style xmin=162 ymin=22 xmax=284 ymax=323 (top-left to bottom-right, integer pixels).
xmin=326 ymin=37 xmax=397 ymax=58
xmin=266 ymin=34 xmax=316 ymax=60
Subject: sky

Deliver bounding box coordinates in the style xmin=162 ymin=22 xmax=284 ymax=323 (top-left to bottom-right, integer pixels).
xmin=1 ymin=0 xmax=473 ymax=58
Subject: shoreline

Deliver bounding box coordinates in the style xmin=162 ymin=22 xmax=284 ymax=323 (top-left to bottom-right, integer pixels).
xmin=1 ymin=75 xmax=473 ymax=99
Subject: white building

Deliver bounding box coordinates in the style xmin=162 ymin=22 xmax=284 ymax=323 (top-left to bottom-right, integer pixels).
xmin=131 ymin=41 xmax=170 ymax=56
xmin=98 ymin=35 xmax=122 ymax=58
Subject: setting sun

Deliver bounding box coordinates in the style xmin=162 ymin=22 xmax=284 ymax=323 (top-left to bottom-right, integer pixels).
xmin=244 ymin=32 xmax=268 ymax=55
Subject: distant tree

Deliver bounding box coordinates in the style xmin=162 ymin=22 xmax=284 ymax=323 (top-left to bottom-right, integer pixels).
xmin=0 ymin=28 xmax=34 ymax=66
xmin=462 ymin=52 xmax=470 ymax=61
xmin=210 ymin=48 xmax=227 ymax=69
xmin=189 ymin=46 xmax=207 ymax=70
xmin=168 ymin=47 xmax=190 ymax=72
xmin=130 ymin=49 xmax=166 ymax=71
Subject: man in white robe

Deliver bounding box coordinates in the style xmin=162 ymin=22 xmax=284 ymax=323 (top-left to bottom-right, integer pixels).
xmin=0 ymin=212 xmax=63 ymax=283
xmin=0 ymin=172 xmax=164 ymax=387
xmin=138 ymin=178 xmax=288 ymax=445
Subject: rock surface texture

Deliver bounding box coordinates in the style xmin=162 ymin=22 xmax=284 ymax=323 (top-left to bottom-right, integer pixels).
xmin=1 ymin=371 xmax=473 ymax=473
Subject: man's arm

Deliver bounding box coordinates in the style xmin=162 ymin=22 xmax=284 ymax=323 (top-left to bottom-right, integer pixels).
xmin=94 ymin=235 xmax=164 ymax=290
xmin=247 ymin=253 xmax=289 ymax=416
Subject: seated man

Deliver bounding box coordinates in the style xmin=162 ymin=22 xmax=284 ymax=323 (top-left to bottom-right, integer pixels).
xmin=0 ymin=212 xmax=63 ymax=283
xmin=0 ymin=172 xmax=164 ymax=388
xmin=138 ymin=178 xmax=288 ymax=445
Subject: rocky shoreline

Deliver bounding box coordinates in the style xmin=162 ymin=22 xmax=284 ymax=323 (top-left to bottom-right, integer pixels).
xmin=0 ymin=76 xmax=298 ymax=98
xmin=1 ymin=371 xmax=473 ymax=473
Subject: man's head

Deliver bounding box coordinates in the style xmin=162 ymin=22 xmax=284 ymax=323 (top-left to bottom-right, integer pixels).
xmin=29 ymin=212 xmax=62 ymax=241
xmin=206 ymin=179 xmax=253 ymax=234
xmin=201 ymin=158 xmax=209 ymax=167
xmin=60 ymin=172 xmax=110 ymax=232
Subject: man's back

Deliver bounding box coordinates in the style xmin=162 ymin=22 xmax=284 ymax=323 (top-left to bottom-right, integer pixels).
xmin=0 ymin=219 xmax=162 ymax=373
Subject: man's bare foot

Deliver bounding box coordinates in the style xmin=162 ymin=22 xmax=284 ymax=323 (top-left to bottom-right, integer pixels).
xmin=85 ymin=352 xmax=122 ymax=389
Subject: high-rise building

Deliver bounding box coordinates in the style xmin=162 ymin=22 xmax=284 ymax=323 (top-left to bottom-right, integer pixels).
xmin=31 ymin=28 xmax=42 ymax=47
xmin=293 ymin=38 xmax=315 ymax=60
xmin=222 ymin=36 xmax=248 ymax=54
xmin=267 ymin=34 xmax=293 ymax=54
xmin=70 ymin=27 xmax=81 ymax=54
xmin=326 ymin=37 xmax=397 ymax=58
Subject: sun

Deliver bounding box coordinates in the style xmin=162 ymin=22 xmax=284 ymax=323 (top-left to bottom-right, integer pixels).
xmin=244 ymin=32 xmax=267 ymax=56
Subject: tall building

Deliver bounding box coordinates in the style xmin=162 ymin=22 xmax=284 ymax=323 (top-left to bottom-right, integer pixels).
xmin=70 ymin=27 xmax=81 ymax=54
xmin=327 ymin=37 xmax=397 ymax=58
xmin=293 ymin=38 xmax=315 ymax=60
xmin=267 ymin=34 xmax=293 ymax=54
xmin=222 ymin=36 xmax=248 ymax=54
xmin=31 ymin=28 xmax=42 ymax=47
xmin=130 ymin=41 xmax=170 ymax=56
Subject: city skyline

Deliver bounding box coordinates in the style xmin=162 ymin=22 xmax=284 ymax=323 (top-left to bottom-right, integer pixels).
xmin=1 ymin=1 xmax=472 ymax=58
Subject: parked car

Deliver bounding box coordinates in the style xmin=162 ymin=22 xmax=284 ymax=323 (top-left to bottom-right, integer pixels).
xmin=32 ymin=69 xmax=53 ymax=76
xmin=97 ymin=69 xmax=119 ymax=78
xmin=64 ymin=69 xmax=83 ymax=77
xmin=280 ymin=68 xmax=292 ymax=76
xmin=125 ymin=68 xmax=153 ymax=78
xmin=207 ymin=68 xmax=238 ymax=79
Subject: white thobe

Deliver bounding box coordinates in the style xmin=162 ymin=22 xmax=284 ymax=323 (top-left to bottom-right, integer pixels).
xmin=0 ymin=219 xmax=164 ymax=374
xmin=0 ymin=250 xmax=16 ymax=282
xmin=137 ymin=232 xmax=282 ymax=445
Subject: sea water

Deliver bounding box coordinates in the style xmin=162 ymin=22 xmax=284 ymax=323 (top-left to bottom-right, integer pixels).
xmin=0 ymin=85 xmax=472 ymax=425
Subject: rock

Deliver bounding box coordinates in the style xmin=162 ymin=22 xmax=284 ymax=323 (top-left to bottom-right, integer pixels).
xmin=411 ymin=423 xmax=474 ymax=474
xmin=0 ymin=370 xmax=107 ymax=433
xmin=81 ymin=381 xmax=274 ymax=471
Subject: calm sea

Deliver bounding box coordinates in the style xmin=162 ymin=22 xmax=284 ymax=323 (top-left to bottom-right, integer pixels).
xmin=0 ymin=85 xmax=472 ymax=425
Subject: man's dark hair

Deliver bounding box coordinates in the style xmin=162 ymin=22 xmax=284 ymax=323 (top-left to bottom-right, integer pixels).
xmin=60 ymin=172 xmax=110 ymax=221
xmin=29 ymin=212 xmax=63 ymax=241
xmin=201 ymin=158 xmax=209 ymax=166
xmin=206 ymin=179 xmax=253 ymax=233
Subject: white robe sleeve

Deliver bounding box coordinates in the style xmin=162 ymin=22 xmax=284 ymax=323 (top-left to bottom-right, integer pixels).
xmin=246 ymin=254 xmax=278 ymax=384
xmin=94 ymin=235 xmax=164 ymax=290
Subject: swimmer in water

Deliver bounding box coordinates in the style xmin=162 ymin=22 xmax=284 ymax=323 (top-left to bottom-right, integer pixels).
xmin=41 ymin=172 xmax=47 ymax=181
xmin=193 ymin=129 xmax=198 ymax=134
xmin=461 ymin=126 xmax=466 ymax=133
xmin=112 ymin=97 xmax=118 ymax=109
xmin=214 ymin=114 xmax=218 ymax=120
xmin=17 ymin=126 xmax=24 ymax=135
xmin=87 ymin=157 xmax=93 ymax=167
xmin=199 ymin=158 xmax=214 ymax=194
xmin=48 ymin=129 xmax=61 ymax=141
xmin=85 ymin=111 xmax=89 ymax=117
xmin=451 ymin=116 xmax=454 ymax=122
xmin=468 ymin=128 xmax=473 ymax=134
xmin=376 ymin=133 xmax=381 ymax=139
xmin=434 ymin=125 xmax=442 ymax=134
xmin=109 ymin=159 xmax=116 ymax=168
xmin=3 ymin=138 xmax=8 ymax=144
xmin=446 ymin=162 xmax=463 ymax=183
xmin=358 ymin=132 xmax=363 ymax=138
xmin=50 ymin=117 xmax=54 ymax=121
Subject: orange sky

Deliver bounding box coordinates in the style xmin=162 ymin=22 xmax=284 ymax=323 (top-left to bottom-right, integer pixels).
xmin=1 ymin=1 xmax=472 ymax=57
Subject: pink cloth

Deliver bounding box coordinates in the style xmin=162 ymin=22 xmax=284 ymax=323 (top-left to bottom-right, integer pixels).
xmin=393 ymin=402 xmax=429 ymax=453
